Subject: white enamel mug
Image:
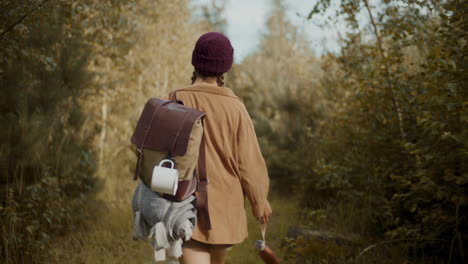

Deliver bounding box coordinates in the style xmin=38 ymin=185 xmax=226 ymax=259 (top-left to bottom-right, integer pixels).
xmin=151 ymin=159 xmax=179 ymax=195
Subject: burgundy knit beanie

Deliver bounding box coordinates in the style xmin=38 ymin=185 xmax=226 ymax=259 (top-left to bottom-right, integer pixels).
xmin=191 ymin=32 xmax=234 ymax=75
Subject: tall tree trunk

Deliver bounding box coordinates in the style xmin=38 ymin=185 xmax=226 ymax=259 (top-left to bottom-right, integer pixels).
xmin=363 ymin=0 xmax=407 ymax=142
xmin=99 ymin=96 xmax=107 ymax=164
xmin=99 ymin=60 xmax=110 ymax=166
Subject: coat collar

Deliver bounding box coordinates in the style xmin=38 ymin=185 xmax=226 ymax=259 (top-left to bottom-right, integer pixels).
xmin=179 ymin=83 xmax=238 ymax=99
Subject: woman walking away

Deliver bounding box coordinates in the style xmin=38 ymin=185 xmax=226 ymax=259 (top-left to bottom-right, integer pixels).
xmin=172 ymin=32 xmax=272 ymax=264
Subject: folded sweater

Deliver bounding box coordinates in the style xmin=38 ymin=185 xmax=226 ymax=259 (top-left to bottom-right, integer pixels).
xmin=132 ymin=182 xmax=197 ymax=263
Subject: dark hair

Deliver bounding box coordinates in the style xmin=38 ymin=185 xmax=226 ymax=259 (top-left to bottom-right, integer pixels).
xmin=191 ymin=70 xmax=224 ymax=87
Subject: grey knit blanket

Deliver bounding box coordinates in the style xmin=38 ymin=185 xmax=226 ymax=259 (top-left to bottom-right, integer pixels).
xmin=132 ymin=182 xmax=197 ymax=263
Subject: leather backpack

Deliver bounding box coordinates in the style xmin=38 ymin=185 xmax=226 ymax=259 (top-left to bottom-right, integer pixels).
xmin=130 ymin=91 xmax=211 ymax=230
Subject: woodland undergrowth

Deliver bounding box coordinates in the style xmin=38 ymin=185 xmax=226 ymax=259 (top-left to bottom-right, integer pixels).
xmin=1 ymin=0 xmax=466 ymax=263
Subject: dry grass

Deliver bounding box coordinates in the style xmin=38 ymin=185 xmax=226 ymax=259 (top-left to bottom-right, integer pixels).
xmin=225 ymin=192 xmax=301 ymax=264
xmin=38 ymin=168 xmax=415 ymax=264
xmin=44 ymin=173 xmax=300 ymax=264
xmin=46 ymin=176 xmax=153 ymax=264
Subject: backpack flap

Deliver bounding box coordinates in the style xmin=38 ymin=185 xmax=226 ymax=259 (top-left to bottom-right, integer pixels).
xmin=131 ymin=98 xmax=205 ymax=156
xmin=131 ymin=98 xmax=205 ymax=180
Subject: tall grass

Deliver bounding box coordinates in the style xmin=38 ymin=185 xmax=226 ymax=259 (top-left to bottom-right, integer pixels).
xmin=44 ymin=174 xmax=301 ymax=264
xmin=0 ymin=105 xmax=95 ymax=264
xmin=225 ymin=192 xmax=301 ymax=264
xmin=43 ymin=174 xmax=419 ymax=264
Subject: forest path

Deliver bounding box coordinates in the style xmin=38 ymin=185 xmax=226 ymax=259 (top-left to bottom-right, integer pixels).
xmin=46 ymin=181 xmax=300 ymax=264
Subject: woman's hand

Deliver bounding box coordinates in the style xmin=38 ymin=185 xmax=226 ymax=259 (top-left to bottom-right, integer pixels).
xmin=258 ymin=200 xmax=272 ymax=224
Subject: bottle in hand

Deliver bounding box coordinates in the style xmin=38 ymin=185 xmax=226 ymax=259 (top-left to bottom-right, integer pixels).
xmin=255 ymin=240 xmax=280 ymax=264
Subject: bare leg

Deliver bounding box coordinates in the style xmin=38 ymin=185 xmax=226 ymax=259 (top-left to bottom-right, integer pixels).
xmin=180 ymin=240 xmax=210 ymax=264
xmin=210 ymin=245 xmax=230 ymax=264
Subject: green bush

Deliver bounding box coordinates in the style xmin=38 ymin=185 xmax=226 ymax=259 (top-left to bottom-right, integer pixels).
xmin=302 ymin=0 xmax=467 ymax=261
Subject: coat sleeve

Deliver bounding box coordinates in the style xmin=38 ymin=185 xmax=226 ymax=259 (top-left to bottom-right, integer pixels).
xmin=237 ymin=110 xmax=270 ymax=219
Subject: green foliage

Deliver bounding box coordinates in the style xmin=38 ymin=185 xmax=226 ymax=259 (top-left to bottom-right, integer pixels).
xmin=1 ymin=1 xmax=99 ymax=262
xmin=235 ymin=0 xmax=466 ymax=262
xmin=302 ymin=0 xmax=467 ymax=262
xmin=1 ymin=0 xmax=162 ymax=261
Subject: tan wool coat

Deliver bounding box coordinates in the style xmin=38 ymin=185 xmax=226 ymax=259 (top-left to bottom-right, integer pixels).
xmin=169 ymin=83 xmax=270 ymax=244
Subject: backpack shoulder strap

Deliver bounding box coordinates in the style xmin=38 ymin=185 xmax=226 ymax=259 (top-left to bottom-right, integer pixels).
xmin=196 ymin=132 xmax=211 ymax=230
xmin=169 ymin=90 xmax=211 ymax=230
xmin=169 ymin=90 xmax=182 ymax=103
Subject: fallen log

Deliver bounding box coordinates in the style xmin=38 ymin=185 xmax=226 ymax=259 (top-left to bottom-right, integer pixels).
xmin=286 ymin=226 xmax=360 ymax=247
xmin=283 ymin=226 xmax=362 ymax=263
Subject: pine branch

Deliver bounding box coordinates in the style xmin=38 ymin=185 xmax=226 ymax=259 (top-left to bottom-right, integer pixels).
xmin=0 ymin=0 xmax=50 ymax=38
